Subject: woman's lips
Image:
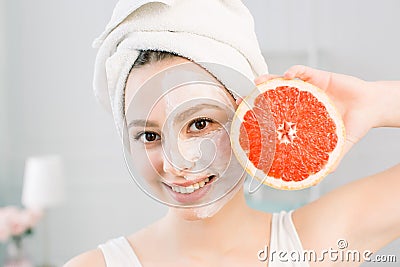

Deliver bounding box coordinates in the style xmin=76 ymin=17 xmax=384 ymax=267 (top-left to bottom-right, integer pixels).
xmin=163 ymin=175 xmax=217 ymax=203
xmin=169 ymin=175 xmax=214 ymax=187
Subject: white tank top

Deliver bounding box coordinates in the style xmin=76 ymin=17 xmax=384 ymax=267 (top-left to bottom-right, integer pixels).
xmin=98 ymin=210 xmax=309 ymax=267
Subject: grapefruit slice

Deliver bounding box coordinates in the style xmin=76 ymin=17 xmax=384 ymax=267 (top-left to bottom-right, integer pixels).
xmin=231 ymin=78 xmax=345 ymax=190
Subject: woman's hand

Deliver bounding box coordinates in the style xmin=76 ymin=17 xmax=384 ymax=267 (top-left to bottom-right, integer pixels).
xmin=253 ymin=65 xmax=400 ymax=169
xmin=272 ymin=66 xmax=400 ymax=255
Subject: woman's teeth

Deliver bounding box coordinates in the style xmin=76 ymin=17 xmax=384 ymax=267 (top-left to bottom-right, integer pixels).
xmin=171 ymin=177 xmax=211 ymax=194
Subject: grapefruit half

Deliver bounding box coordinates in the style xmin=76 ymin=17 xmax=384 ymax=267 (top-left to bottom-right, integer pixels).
xmin=231 ymin=78 xmax=345 ymax=190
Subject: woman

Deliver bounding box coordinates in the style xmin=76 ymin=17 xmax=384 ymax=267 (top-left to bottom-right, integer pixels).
xmin=66 ymin=1 xmax=400 ymax=266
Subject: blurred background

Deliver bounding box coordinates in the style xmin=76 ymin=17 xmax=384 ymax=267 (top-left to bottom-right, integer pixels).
xmin=0 ymin=0 xmax=399 ymax=265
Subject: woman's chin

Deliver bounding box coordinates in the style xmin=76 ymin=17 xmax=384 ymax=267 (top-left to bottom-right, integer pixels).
xmin=174 ymin=204 xmax=224 ymax=221
xmin=173 ymin=188 xmax=239 ymax=220
xmin=168 ymin=177 xmax=245 ymax=221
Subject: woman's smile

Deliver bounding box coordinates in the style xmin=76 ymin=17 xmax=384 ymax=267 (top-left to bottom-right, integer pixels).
xmin=162 ymin=175 xmax=218 ymax=203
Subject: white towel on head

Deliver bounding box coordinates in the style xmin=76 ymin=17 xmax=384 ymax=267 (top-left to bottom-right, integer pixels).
xmin=92 ymin=0 xmax=268 ymax=135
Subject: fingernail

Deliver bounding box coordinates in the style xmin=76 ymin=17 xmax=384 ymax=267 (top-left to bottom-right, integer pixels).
xmin=284 ymin=71 xmax=292 ymax=78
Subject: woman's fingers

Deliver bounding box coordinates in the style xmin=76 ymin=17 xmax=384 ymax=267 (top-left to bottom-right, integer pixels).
xmin=284 ymin=65 xmax=332 ymax=91
xmin=254 ymin=74 xmax=280 ymax=85
xmin=255 ymin=66 xmax=319 ymax=85
xmin=284 ymin=65 xmax=323 ymax=80
xmin=255 ymin=66 xmax=332 ymax=92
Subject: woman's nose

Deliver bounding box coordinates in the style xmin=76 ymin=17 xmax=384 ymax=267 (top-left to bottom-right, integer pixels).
xmin=161 ymin=137 xmax=199 ymax=176
xmin=162 ymin=151 xmax=195 ymax=175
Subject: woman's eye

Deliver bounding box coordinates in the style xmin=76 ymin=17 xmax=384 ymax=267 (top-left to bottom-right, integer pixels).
xmin=136 ymin=132 xmax=161 ymax=143
xmin=188 ymin=118 xmax=212 ymax=132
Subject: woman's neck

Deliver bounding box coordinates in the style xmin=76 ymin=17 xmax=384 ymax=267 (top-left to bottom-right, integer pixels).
xmin=160 ymin=188 xmax=270 ymax=254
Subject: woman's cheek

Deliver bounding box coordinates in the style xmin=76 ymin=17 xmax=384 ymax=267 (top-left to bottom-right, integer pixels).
xmin=132 ymin=146 xmax=164 ymax=182
xmin=147 ymin=148 xmax=164 ymax=179
xmin=209 ymin=129 xmax=233 ymax=172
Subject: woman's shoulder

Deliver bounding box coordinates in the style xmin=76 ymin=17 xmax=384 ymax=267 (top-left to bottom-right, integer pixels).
xmin=63 ymin=248 xmax=106 ymax=267
xmin=63 ymin=224 xmax=158 ymax=267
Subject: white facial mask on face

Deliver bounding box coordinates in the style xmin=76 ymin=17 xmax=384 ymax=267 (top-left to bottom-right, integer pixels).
xmin=122 ymin=62 xmax=251 ymax=209
xmin=122 ymin=62 xmax=274 ymax=212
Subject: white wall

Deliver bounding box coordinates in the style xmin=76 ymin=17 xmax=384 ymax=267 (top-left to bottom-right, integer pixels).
xmin=245 ymin=0 xmax=400 ymax=79
xmin=0 ymin=0 xmax=7 ymax=261
xmin=1 ymin=0 xmax=399 ymax=265
xmin=0 ymin=0 xmax=7 ymax=196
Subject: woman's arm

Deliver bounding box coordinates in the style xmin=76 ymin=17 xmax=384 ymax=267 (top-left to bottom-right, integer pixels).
xmin=294 ymin=163 xmax=400 ymax=256
xmin=257 ymin=66 xmax=400 ymax=257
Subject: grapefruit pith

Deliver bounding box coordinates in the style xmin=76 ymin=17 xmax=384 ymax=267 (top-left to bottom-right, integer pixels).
xmin=231 ymin=78 xmax=345 ymax=190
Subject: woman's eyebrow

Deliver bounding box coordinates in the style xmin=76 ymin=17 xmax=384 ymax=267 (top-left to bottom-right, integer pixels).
xmin=127 ymin=104 xmax=224 ymax=128
xmin=127 ymin=119 xmax=159 ymax=128
xmin=175 ymin=104 xmax=224 ymax=122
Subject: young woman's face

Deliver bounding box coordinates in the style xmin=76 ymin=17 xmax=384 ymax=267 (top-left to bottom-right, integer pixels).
xmin=124 ymin=57 xmax=247 ymax=219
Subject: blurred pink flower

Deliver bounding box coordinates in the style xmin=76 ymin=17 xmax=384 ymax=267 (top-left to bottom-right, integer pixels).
xmin=0 ymin=209 xmax=12 ymax=242
xmin=0 ymin=206 xmax=43 ymax=242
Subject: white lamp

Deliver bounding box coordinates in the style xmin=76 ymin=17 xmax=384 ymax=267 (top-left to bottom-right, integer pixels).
xmin=21 ymin=155 xmax=65 ymax=210
xmin=21 ymin=155 xmax=65 ymax=267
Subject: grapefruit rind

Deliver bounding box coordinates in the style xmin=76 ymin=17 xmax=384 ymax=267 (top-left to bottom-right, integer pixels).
xmin=230 ymin=78 xmax=345 ymax=190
